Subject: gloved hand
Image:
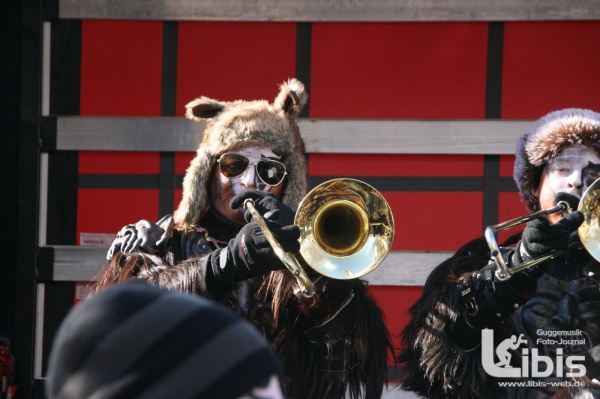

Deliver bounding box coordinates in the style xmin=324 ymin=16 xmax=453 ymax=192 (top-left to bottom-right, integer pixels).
xmin=458 ymin=260 xmax=530 ymax=332
xmin=515 ymin=209 xmax=583 ymax=268
xmin=508 ymin=192 xmax=583 ymax=290
xmin=106 ymin=215 xmax=173 ymax=260
xmin=206 ymin=218 xmax=300 ymax=291
xmin=230 ymin=189 xmax=296 ymax=225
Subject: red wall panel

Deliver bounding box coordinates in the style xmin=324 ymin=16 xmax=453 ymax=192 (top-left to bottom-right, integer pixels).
xmin=77 ymin=189 xmax=159 ymax=244
xmin=173 ymin=188 xmax=183 ymax=213
xmin=80 ymin=20 xmax=163 ymax=116
xmin=496 ymin=191 xmax=528 ymax=243
xmin=175 ymin=152 xmax=195 ymax=174
xmin=499 ymin=154 xmax=516 ymax=177
xmin=77 ymin=151 xmax=161 ymax=241
xmin=309 ymin=154 xmax=484 ymax=176
xmin=79 ymin=20 xmax=165 ymax=242
xmin=79 ymin=151 xmax=160 ymax=174
xmin=310 ymin=22 xmax=488 ymax=118
xmin=502 ymin=21 xmax=600 ymax=118
xmin=385 ymin=191 xmax=483 ymax=251
xmin=370 ymin=285 xmax=424 ymax=364
xmin=176 ymin=22 xmax=297 ymax=116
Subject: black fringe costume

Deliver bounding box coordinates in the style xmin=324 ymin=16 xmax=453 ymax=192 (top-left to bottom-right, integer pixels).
xmin=93 ymin=79 xmax=394 ymax=399
xmin=398 ymin=234 xmax=600 ymax=399
xmin=94 ymin=207 xmax=393 ymax=399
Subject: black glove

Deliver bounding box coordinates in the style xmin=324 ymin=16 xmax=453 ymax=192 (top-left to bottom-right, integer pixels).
xmin=230 ymin=189 xmax=296 ymax=225
xmin=515 ymin=210 xmax=583 ymax=268
xmin=457 ymin=261 xmax=530 ymax=332
xmin=106 ymin=215 xmax=173 ymax=260
xmin=506 ymin=204 xmax=582 ymax=296
xmin=206 ymin=219 xmax=300 ymax=292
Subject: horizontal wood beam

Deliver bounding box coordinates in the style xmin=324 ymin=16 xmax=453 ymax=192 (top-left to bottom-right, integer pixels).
xmin=39 ymin=245 xmax=449 ymax=286
xmin=43 ymin=116 xmax=531 ymax=154
xmin=57 ymin=0 xmax=600 ymax=22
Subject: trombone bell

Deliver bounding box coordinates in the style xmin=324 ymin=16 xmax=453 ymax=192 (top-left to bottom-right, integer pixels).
xmin=577 ymin=177 xmax=600 ymax=262
xmin=313 ymin=200 xmax=369 ymax=257
xmin=244 ymin=178 xmax=394 ymax=297
xmin=295 ymin=179 xmax=394 ymax=280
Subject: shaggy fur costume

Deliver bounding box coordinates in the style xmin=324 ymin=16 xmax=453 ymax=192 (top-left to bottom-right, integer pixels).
xmin=97 ymin=79 xmax=394 ymax=399
xmin=174 ymin=78 xmax=308 ymax=228
xmin=397 ymin=237 xmax=515 ymax=398
xmin=514 ymin=108 xmax=600 ymax=212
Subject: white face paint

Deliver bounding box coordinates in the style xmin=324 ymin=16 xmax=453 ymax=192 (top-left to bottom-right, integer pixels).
xmin=545 ymin=145 xmax=600 ymax=199
xmin=237 ymin=375 xmax=285 ymax=399
xmin=227 ymin=147 xmax=283 ymax=195
xmin=210 ymin=146 xmax=285 ymax=225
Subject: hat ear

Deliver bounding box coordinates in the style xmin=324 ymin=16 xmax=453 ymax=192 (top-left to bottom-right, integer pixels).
xmin=274 ymin=78 xmax=308 ymax=117
xmin=185 ymin=97 xmax=226 ymax=121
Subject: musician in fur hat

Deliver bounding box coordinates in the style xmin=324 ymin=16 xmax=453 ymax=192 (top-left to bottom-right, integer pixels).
xmin=398 ymin=108 xmax=600 ymax=398
xmin=94 ymin=79 xmax=393 ymax=399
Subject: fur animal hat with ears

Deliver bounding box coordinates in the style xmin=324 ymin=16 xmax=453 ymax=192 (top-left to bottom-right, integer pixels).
xmin=514 ymin=108 xmax=600 ymax=212
xmin=174 ymin=79 xmax=308 ymax=228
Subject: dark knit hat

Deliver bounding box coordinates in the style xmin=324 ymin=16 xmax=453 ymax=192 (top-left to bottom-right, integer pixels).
xmin=174 ymin=79 xmax=308 ymax=228
xmin=514 ymin=108 xmax=600 ymax=212
xmin=46 ymin=281 xmax=284 ymax=399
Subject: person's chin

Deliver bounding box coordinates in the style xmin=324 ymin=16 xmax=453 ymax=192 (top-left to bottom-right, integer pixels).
xmin=229 ymin=208 xmax=246 ymax=225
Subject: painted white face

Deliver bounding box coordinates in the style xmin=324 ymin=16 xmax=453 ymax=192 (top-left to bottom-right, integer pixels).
xmin=237 ymin=375 xmax=285 ymax=399
xmin=226 ymin=147 xmax=283 ymax=195
xmin=210 ymin=146 xmax=285 ymax=225
xmin=545 ymin=145 xmax=600 ymax=199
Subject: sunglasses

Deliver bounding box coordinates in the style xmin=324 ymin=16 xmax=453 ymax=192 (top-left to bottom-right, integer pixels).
xmin=217 ymin=153 xmax=287 ymax=186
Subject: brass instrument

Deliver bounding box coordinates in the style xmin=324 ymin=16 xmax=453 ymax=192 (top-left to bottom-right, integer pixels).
xmin=486 ymin=177 xmax=600 ymax=281
xmin=244 ymin=178 xmax=395 ymax=298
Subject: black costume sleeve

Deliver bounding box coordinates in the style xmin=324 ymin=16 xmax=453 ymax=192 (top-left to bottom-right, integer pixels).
xmin=397 ymin=238 xmax=516 ymax=399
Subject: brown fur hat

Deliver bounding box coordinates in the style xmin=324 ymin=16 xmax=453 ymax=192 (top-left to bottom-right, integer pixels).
xmin=174 ymin=79 xmax=308 ymax=227
xmin=514 ymin=108 xmax=600 ymax=212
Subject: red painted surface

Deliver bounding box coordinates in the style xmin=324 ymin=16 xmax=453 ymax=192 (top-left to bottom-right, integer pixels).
xmin=502 ymin=21 xmax=600 ymax=118
xmin=384 ymin=191 xmax=483 ymax=251
xmin=176 ymin=22 xmax=297 ymax=116
xmin=76 ymin=189 xmax=159 ymax=244
xmin=310 ymin=22 xmax=488 ymax=118
xmin=308 ymin=154 xmax=484 ymax=176
xmin=175 ymin=152 xmax=195 ymax=174
xmin=79 ymin=152 xmax=160 ymax=174
xmin=499 ymin=154 xmax=516 ymax=177
xmin=80 ymin=20 xmax=163 ymax=116
xmin=370 ymin=285 xmax=424 ymax=364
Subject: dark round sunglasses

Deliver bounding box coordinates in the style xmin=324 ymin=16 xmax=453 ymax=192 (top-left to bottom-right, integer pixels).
xmin=217 ymin=153 xmax=287 ymax=186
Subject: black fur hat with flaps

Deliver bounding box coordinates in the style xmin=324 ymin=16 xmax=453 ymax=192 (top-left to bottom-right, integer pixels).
xmin=514 ymin=108 xmax=600 ymax=212
xmin=174 ymin=79 xmax=308 ymax=228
